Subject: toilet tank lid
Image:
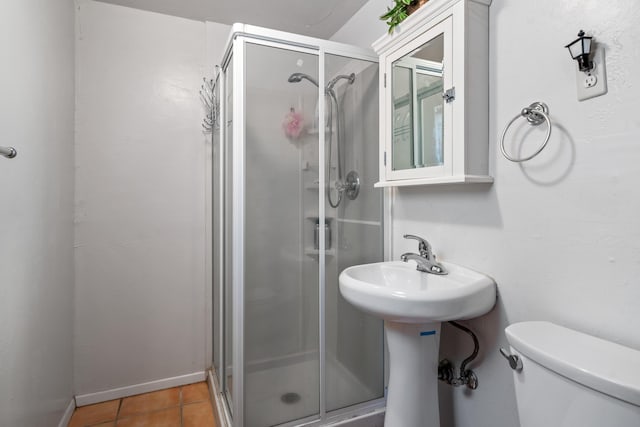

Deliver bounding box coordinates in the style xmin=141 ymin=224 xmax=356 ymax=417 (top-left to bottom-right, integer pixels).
xmin=506 ymin=321 xmax=640 ymax=407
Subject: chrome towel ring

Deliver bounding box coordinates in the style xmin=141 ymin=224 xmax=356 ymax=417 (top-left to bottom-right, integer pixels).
xmin=1 ymin=146 xmax=17 ymax=159
xmin=500 ymin=102 xmax=551 ymax=162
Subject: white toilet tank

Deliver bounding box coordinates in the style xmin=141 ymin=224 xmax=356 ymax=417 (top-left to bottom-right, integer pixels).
xmin=505 ymin=321 xmax=640 ymax=427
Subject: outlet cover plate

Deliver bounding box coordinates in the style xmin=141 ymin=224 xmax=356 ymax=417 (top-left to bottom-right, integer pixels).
xmin=576 ymin=48 xmax=607 ymax=101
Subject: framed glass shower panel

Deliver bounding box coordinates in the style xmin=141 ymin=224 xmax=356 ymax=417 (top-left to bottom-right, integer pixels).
xmin=323 ymin=53 xmax=385 ymax=413
xmin=242 ymin=41 xmax=320 ymax=427
xmin=213 ymin=70 xmax=221 ymax=379
xmin=224 ymin=54 xmax=235 ymax=411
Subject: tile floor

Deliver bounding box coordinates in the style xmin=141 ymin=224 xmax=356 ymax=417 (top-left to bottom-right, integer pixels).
xmin=68 ymin=382 xmax=217 ymax=427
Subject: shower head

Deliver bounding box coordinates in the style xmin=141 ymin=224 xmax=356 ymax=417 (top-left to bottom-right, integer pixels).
xmin=287 ymin=73 xmax=303 ymax=83
xmin=326 ymin=73 xmax=356 ymax=91
xmin=288 ymin=72 xmax=355 ymax=93
xmin=287 ymin=72 xmax=319 ymax=87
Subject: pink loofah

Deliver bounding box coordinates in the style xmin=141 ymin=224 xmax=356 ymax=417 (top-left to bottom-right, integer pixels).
xmin=282 ymin=108 xmax=304 ymax=140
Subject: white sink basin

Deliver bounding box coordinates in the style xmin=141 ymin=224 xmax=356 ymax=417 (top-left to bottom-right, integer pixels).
xmin=339 ymin=261 xmax=496 ymax=323
xmin=340 ymin=261 xmax=496 ymax=427
xmin=339 ymin=260 xmax=498 ymax=426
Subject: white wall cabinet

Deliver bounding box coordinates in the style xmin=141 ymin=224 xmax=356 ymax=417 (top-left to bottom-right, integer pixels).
xmin=373 ymin=0 xmax=493 ymax=187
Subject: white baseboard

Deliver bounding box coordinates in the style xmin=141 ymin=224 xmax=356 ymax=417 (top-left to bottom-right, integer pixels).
xmin=58 ymin=398 xmax=76 ymax=427
xmin=75 ymin=371 xmax=206 ymax=407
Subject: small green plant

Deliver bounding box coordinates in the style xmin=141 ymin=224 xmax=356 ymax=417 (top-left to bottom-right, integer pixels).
xmin=380 ymin=0 xmax=427 ymax=34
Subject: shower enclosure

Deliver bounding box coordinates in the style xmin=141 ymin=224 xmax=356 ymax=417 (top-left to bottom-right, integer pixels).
xmin=211 ymin=24 xmax=384 ymax=427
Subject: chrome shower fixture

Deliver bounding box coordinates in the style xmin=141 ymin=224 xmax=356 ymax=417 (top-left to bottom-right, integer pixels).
xmin=287 ymin=71 xmax=358 ymax=208
xmin=286 ymin=72 xmax=355 ymax=94
xmin=287 ymin=72 xmax=319 ymax=87
xmin=326 ymin=73 xmax=355 ymax=91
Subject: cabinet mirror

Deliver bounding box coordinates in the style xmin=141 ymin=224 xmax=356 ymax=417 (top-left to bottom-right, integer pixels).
xmin=392 ymin=33 xmax=444 ymax=172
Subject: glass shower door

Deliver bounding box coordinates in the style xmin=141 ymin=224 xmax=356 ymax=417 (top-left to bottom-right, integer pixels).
xmin=323 ymin=54 xmax=384 ymax=412
xmin=242 ymin=41 xmax=320 ymax=427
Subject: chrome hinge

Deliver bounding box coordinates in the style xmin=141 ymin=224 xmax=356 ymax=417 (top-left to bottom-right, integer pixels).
xmin=384 ymin=73 xmax=387 ymax=88
xmin=443 ymin=87 xmax=456 ymax=103
xmin=384 ymin=151 xmax=387 ymax=166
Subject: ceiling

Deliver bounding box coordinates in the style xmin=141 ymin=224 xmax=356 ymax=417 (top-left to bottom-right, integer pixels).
xmin=94 ymin=0 xmax=370 ymax=39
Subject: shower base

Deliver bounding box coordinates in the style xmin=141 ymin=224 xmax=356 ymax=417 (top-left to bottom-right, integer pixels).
xmin=243 ymin=352 xmax=380 ymax=427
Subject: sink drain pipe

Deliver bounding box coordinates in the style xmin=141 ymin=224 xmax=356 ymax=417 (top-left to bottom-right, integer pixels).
xmin=438 ymin=321 xmax=480 ymax=390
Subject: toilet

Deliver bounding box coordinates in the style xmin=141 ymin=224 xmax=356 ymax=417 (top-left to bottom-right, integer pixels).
xmin=505 ymin=321 xmax=640 ymax=426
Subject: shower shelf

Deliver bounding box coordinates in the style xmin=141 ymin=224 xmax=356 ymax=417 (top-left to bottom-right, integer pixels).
xmin=305 ymin=182 xmax=320 ymax=190
xmin=303 ymin=183 xmax=341 ymax=194
xmin=305 ymin=215 xmax=334 ymax=222
xmin=304 ymin=247 xmax=336 ymax=257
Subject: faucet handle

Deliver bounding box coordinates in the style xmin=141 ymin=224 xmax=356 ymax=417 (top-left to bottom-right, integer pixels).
xmin=403 ymin=234 xmax=431 ymax=256
xmin=400 ymin=252 xmax=416 ymax=262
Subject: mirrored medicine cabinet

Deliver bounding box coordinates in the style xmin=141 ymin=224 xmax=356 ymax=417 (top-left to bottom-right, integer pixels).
xmin=373 ymin=0 xmax=493 ymax=187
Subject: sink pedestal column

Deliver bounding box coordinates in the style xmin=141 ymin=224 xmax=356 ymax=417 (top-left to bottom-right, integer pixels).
xmin=384 ymin=321 xmax=441 ymax=427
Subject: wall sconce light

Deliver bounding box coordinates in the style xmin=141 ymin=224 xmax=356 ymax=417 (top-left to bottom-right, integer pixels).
xmin=565 ymin=30 xmax=593 ymax=72
xmin=565 ymin=29 xmax=607 ymax=101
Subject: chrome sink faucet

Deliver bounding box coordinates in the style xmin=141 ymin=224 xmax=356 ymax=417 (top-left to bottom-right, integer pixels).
xmin=401 ymin=234 xmax=448 ymax=275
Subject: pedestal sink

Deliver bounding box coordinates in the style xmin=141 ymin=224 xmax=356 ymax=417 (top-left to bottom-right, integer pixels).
xmin=339 ymin=261 xmax=496 ymax=427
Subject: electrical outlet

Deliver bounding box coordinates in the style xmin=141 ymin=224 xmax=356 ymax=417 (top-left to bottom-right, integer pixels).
xmin=576 ymin=48 xmax=607 ymax=101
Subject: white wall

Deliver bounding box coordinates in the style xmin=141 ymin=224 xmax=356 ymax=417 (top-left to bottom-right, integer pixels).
xmin=0 ymin=0 xmax=76 ymax=425
xmin=74 ymin=0 xmax=210 ymax=396
xmin=331 ymin=0 xmax=389 ymax=47
xmin=333 ymin=1 xmax=640 ymax=426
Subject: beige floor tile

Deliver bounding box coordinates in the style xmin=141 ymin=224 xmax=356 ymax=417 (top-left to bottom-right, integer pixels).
xmin=116 ymin=407 xmax=180 ymax=427
xmin=182 ymin=382 xmax=210 ymax=404
xmin=182 ymin=401 xmax=216 ymax=427
xmin=119 ymin=387 xmax=180 ymax=417
xmin=68 ymin=400 xmax=120 ymax=427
